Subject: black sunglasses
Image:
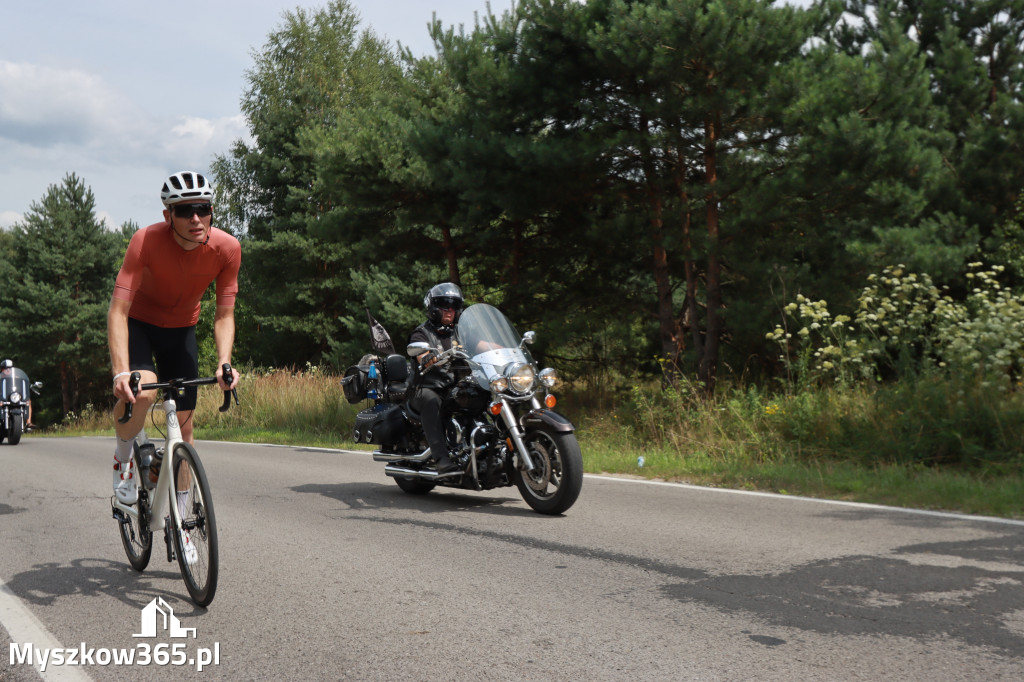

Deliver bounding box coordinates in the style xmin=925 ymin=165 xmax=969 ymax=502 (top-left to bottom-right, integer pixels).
xmin=172 ymin=203 xmax=212 ymax=218
xmin=434 ymin=297 xmax=462 ymax=310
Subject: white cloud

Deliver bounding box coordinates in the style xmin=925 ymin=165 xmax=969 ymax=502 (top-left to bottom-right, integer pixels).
xmin=0 ymin=211 xmax=21 ymax=229
xmin=0 ymin=61 xmax=144 ymax=148
xmin=0 ymin=59 xmax=251 ymax=229
xmin=0 ymin=1 xmax=500 ymax=230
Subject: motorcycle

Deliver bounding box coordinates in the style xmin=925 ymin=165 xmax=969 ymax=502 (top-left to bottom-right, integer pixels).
xmin=343 ymin=303 xmax=583 ymax=515
xmin=0 ymin=365 xmax=41 ymax=445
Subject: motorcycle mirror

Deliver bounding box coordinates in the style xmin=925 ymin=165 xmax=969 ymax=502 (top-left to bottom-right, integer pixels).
xmin=407 ymin=341 xmax=431 ymax=357
xmin=521 ymin=331 xmax=536 ymax=347
xmin=31 ymin=382 xmax=42 ymax=395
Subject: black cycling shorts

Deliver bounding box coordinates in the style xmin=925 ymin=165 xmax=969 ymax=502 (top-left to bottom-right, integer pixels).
xmin=127 ymin=318 xmax=200 ymax=411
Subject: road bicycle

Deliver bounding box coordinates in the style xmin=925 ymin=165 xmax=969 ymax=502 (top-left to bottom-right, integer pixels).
xmin=111 ymin=365 xmax=237 ymax=607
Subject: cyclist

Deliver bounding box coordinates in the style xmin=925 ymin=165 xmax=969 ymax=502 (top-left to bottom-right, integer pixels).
xmin=108 ymin=171 xmax=241 ymax=545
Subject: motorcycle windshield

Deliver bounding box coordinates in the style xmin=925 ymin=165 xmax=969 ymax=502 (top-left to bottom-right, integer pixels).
xmin=457 ymin=304 xmax=533 ymax=368
xmin=0 ymin=368 xmax=29 ymax=401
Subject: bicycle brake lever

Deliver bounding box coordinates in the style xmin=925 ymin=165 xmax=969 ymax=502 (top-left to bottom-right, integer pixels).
xmin=219 ymin=363 xmax=238 ymax=412
xmin=116 ymin=372 xmax=142 ymax=424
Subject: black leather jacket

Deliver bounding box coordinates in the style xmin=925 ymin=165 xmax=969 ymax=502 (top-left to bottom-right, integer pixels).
xmin=408 ymin=321 xmax=456 ymax=391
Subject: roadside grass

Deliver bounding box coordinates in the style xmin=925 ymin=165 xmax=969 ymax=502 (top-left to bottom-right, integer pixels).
xmin=45 ymin=367 xmax=1024 ymax=519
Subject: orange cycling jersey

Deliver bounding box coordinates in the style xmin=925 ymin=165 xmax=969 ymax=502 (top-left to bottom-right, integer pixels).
xmin=113 ymin=221 xmax=241 ymax=328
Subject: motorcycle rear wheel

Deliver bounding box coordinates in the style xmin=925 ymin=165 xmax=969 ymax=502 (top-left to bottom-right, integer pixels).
xmin=514 ymin=428 xmax=583 ymax=515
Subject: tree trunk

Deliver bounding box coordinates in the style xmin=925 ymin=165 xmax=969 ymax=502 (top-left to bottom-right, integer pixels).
xmin=59 ymin=361 xmax=72 ymax=415
xmin=681 ymin=206 xmax=704 ymax=363
xmin=642 ymin=114 xmax=680 ymax=382
xmin=699 ymin=112 xmax=722 ymax=395
xmin=441 ymin=221 xmax=460 ymax=283
xmin=651 ymin=207 xmax=678 ymax=374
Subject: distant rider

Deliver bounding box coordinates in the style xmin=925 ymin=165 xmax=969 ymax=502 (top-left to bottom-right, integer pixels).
xmin=0 ymin=359 xmax=34 ymax=429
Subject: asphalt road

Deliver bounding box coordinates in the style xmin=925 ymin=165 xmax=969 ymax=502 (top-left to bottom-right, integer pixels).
xmin=1 ymin=436 xmax=1023 ymax=681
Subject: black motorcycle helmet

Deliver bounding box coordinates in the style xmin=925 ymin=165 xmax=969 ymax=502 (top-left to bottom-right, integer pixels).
xmin=424 ymin=282 xmax=464 ymax=332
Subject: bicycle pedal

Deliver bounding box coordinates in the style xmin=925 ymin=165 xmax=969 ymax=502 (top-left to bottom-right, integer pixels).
xmin=163 ymin=524 xmax=176 ymax=563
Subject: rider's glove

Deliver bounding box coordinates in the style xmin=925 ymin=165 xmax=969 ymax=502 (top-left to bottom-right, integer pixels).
xmin=420 ymin=349 xmax=441 ymax=372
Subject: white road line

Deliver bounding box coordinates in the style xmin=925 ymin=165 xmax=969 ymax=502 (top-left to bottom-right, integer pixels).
xmin=583 ymin=473 xmax=1024 ymax=527
xmin=0 ymin=580 xmax=91 ymax=681
xmin=257 ymin=442 xmax=1024 ymax=528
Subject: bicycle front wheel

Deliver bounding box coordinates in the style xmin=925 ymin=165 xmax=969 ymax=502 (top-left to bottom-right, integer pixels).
xmin=171 ymin=443 xmax=218 ymax=607
xmin=117 ymin=441 xmax=153 ymax=571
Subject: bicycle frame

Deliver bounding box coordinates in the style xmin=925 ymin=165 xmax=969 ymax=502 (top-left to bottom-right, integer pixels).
xmin=112 ymin=366 xmax=234 ymax=606
xmin=112 ymin=368 xmax=234 ymax=537
xmin=111 ymin=395 xmax=186 ymax=535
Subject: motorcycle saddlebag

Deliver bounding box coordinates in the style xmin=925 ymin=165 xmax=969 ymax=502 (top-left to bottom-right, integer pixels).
xmin=341 ymin=364 xmax=370 ymax=404
xmin=352 ymin=404 xmax=405 ymax=445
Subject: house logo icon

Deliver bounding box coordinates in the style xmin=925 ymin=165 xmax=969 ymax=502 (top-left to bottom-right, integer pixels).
xmin=133 ymin=597 xmax=197 ymax=639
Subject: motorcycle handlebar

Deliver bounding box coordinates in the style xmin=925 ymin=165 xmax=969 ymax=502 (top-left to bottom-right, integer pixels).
xmin=421 ymin=346 xmax=470 ymax=372
xmin=117 ymin=364 xmax=238 ymax=424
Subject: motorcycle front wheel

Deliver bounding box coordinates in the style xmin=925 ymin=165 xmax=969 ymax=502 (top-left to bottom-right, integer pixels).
xmin=514 ymin=428 xmax=583 ymax=515
xmin=7 ymin=413 xmax=23 ymax=445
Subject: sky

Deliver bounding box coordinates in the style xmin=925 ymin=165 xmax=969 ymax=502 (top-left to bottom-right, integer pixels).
xmin=0 ymin=0 xmax=506 ymax=230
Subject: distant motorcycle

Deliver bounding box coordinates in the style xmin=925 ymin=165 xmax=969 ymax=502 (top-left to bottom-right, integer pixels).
xmin=344 ymin=303 xmax=583 ymax=515
xmin=0 ymin=365 xmax=41 ymax=445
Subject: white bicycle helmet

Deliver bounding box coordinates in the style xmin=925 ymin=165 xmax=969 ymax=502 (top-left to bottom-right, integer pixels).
xmin=160 ymin=171 xmax=214 ymax=206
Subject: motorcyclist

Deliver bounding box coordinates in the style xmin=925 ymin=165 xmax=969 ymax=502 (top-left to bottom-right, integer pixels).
xmin=0 ymin=359 xmax=34 ymax=429
xmin=407 ymin=282 xmax=464 ymax=476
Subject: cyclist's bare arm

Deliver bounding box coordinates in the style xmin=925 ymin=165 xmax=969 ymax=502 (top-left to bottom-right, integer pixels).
xmin=108 ymin=297 xmax=158 ymax=439
xmin=108 ymin=297 xmax=135 ymax=403
xmin=213 ymin=305 xmax=237 ymax=391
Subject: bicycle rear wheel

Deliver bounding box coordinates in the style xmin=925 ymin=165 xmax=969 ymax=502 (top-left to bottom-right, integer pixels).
xmin=117 ymin=442 xmax=153 ymax=571
xmin=171 ymin=443 xmax=218 ymax=607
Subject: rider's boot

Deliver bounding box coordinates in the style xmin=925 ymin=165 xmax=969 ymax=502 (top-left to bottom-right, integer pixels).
xmin=434 ymin=448 xmax=461 ymax=477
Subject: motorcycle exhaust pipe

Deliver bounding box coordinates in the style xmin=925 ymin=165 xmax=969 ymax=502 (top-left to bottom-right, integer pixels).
xmin=373 ymin=448 xmax=432 ymax=464
xmin=384 ymin=464 xmax=448 ymax=480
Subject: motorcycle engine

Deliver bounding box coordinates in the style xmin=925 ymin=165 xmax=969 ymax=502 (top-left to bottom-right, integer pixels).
xmin=450 ymin=377 xmax=489 ymax=414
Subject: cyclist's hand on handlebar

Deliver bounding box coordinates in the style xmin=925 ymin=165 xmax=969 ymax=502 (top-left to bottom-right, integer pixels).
xmin=113 ymin=372 xmax=137 ymax=404
xmin=218 ymin=363 xmax=239 ymax=412
xmin=116 ymin=372 xmax=142 ymax=424
xmin=216 ymin=363 xmax=239 ymax=391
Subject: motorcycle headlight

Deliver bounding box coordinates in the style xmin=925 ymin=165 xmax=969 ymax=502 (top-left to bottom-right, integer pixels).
xmin=9 ymin=391 xmax=21 ymax=403
xmin=489 ymin=376 xmax=509 ymax=393
xmin=538 ymin=368 xmax=559 ymax=389
xmin=507 ymin=363 xmax=536 ymax=394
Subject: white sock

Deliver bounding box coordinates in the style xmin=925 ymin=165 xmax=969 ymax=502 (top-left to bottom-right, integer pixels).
xmin=114 ymin=437 xmax=134 ymax=464
xmin=177 ymin=490 xmax=190 ymax=519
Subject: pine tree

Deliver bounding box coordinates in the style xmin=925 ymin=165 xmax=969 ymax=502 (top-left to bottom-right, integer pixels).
xmin=212 ymin=0 xmax=404 ymax=366
xmin=0 ymin=174 xmax=121 ymax=420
